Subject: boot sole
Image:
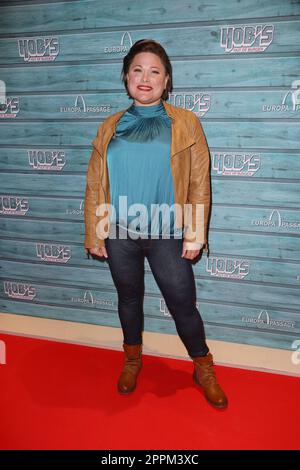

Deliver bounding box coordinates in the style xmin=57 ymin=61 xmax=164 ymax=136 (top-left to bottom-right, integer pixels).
xmin=117 ymin=385 xmax=136 ymax=395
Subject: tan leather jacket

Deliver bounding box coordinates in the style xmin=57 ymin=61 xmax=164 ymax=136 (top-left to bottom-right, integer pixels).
xmin=84 ymin=99 xmax=211 ymax=252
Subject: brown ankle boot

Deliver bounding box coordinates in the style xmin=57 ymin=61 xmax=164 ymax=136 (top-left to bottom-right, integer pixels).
xmin=192 ymin=352 xmax=228 ymax=409
xmin=117 ymin=343 xmax=142 ymax=395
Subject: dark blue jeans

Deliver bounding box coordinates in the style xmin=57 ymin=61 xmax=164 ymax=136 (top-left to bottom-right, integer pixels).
xmin=104 ymin=225 xmax=209 ymax=358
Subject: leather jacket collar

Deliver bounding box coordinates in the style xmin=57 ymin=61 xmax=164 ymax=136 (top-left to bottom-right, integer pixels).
xmin=102 ymin=99 xmax=196 ymax=158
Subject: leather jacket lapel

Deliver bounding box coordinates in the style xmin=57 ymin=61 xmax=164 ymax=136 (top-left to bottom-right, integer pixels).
xmin=162 ymin=100 xmax=196 ymax=157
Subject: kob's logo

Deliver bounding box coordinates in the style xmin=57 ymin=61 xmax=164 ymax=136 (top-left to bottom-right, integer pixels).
xmin=18 ymin=37 xmax=59 ymax=62
xmin=0 ymin=97 xmax=20 ymax=118
xmin=221 ymin=24 xmax=274 ymax=53
xmin=0 ymin=196 xmax=29 ymax=215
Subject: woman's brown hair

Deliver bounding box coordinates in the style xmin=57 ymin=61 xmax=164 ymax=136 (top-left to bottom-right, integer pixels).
xmin=121 ymin=39 xmax=173 ymax=101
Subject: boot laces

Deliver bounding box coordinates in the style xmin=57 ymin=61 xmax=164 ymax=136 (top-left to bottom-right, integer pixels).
xmin=123 ymin=355 xmax=141 ymax=374
xmin=196 ymin=363 xmax=218 ymax=387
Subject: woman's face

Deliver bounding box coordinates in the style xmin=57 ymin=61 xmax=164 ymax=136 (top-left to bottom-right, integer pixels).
xmin=125 ymin=52 xmax=169 ymax=106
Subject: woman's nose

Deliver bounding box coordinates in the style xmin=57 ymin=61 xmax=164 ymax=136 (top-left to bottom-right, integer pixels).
xmin=142 ymin=73 xmax=150 ymax=82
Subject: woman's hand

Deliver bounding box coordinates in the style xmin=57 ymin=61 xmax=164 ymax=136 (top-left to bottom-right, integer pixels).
xmin=181 ymin=242 xmax=201 ymax=260
xmin=89 ymin=246 xmax=108 ymax=258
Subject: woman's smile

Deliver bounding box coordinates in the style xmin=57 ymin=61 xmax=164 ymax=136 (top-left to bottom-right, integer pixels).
xmin=137 ymin=85 xmax=153 ymax=91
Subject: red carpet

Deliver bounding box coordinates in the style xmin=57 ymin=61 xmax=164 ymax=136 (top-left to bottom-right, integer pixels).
xmin=0 ymin=332 xmax=299 ymax=450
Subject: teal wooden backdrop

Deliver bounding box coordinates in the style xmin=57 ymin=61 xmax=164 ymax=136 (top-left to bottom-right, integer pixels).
xmin=0 ymin=0 xmax=300 ymax=352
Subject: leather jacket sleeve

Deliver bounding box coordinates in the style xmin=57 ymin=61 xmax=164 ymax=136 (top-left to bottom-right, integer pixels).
xmin=183 ymin=113 xmax=211 ymax=252
xmin=84 ymin=133 xmax=105 ymax=251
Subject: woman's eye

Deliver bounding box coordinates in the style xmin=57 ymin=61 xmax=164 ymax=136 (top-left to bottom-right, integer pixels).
xmin=133 ymin=69 xmax=159 ymax=73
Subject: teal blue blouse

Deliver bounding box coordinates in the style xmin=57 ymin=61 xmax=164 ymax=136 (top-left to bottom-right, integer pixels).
xmin=107 ymin=100 xmax=183 ymax=238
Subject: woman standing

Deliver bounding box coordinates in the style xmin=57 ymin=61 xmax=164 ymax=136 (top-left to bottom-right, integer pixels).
xmin=84 ymin=39 xmax=228 ymax=409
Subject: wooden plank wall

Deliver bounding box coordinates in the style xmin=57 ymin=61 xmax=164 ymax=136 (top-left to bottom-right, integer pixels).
xmin=0 ymin=0 xmax=299 ymax=353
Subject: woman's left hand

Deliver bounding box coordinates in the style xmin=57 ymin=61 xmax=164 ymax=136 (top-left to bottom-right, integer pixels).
xmin=181 ymin=242 xmax=201 ymax=260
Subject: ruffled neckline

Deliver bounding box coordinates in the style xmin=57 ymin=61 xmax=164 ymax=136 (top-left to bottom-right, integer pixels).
xmin=115 ymin=100 xmax=171 ymax=142
xmin=127 ymin=100 xmax=165 ymax=118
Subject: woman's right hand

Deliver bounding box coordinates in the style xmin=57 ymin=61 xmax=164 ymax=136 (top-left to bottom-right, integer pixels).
xmin=88 ymin=246 xmax=108 ymax=258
